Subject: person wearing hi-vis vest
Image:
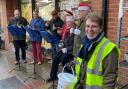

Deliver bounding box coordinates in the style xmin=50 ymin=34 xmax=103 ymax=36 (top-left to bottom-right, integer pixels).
xmin=71 ymin=13 xmax=120 ymax=89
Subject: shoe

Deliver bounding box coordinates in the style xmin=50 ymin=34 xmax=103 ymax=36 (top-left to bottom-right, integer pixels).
xmin=15 ymin=61 xmax=19 ymax=65
xmin=37 ymin=61 xmax=41 ymax=65
xmin=29 ymin=60 xmax=34 ymax=64
xmin=23 ymin=60 xmax=27 ymax=63
xmin=46 ymin=77 xmax=58 ymax=83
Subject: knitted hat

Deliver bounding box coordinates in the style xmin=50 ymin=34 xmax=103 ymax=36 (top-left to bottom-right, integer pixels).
xmin=64 ymin=10 xmax=74 ymax=22
xmin=78 ymin=3 xmax=90 ymax=11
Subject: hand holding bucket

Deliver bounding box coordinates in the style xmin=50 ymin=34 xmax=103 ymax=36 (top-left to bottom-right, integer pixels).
xmin=57 ymin=64 xmax=76 ymax=89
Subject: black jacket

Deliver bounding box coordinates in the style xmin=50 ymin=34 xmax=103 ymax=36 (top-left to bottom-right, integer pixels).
xmin=47 ymin=16 xmax=64 ymax=40
xmin=63 ymin=30 xmax=75 ymax=53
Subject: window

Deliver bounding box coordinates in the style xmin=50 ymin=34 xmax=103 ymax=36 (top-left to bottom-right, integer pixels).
xmin=36 ymin=0 xmax=54 ymax=20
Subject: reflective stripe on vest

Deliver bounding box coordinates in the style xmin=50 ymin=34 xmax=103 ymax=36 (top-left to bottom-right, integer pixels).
xmin=86 ymin=40 xmax=110 ymax=76
xmin=86 ymin=85 xmax=102 ymax=89
xmin=75 ymin=57 xmax=83 ymax=77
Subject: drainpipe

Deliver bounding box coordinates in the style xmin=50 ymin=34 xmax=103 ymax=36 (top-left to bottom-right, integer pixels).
xmin=102 ymin=0 xmax=107 ymax=36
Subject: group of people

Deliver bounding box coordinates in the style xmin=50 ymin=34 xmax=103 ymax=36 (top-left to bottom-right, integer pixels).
xmin=8 ymin=2 xmax=120 ymax=89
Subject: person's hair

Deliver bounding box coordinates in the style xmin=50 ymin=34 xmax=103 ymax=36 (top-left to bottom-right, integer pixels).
xmin=33 ymin=9 xmax=39 ymax=13
xmin=85 ymin=12 xmax=103 ymax=28
xmin=51 ymin=10 xmax=58 ymax=16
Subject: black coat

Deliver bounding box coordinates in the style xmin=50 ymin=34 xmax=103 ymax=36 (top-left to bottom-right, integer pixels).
xmin=47 ymin=17 xmax=64 ymax=40
xmin=63 ymin=30 xmax=75 ymax=53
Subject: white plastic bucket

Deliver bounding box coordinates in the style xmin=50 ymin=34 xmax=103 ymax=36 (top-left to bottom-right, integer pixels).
xmin=57 ymin=65 xmax=76 ymax=89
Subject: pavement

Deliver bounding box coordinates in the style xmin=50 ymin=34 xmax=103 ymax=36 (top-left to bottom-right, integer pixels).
xmin=0 ymin=50 xmax=58 ymax=89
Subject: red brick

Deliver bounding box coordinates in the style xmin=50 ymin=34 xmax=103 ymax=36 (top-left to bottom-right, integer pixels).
xmin=108 ymin=17 xmax=117 ymax=22
xmin=108 ymin=22 xmax=118 ymax=27
xmin=118 ymin=67 xmax=128 ymax=85
xmin=109 ymin=4 xmax=118 ymax=9
xmin=108 ymin=13 xmax=118 ymax=18
xmin=108 ymin=0 xmax=118 ymax=3
xmin=107 ymin=26 xmax=116 ymax=30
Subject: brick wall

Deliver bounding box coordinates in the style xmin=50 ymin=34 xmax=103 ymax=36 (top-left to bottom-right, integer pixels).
xmin=107 ymin=0 xmax=128 ymax=86
xmin=120 ymin=0 xmax=128 ymax=61
xmin=90 ymin=0 xmax=128 ymax=86
xmin=118 ymin=67 xmax=128 ymax=86
xmin=108 ymin=0 xmax=128 ymax=86
xmin=90 ymin=0 xmax=128 ymax=61
xmin=6 ymin=0 xmax=18 ymax=20
xmin=90 ymin=0 xmax=102 ymax=14
xmin=107 ymin=0 xmax=118 ymax=42
xmin=107 ymin=0 xmax=128 ymax=61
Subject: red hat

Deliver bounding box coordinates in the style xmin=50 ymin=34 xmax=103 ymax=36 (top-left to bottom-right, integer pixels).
xmin=65 ymin=10 xmax=73 ymax=16
xmin=78 ymin=3 xmax=90 ymax=11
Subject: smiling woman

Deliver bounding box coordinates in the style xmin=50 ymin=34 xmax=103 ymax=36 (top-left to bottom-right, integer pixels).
xmin=85 ymin=13 xmax=103 ymax=40
xmin=72 ymin=12 xmax=120 ymax=89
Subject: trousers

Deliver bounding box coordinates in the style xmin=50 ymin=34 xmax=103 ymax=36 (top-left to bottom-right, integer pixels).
xmin=13 ymin=40 xmax=26 ymax=61
xmin=31 ymin=41 xmax=42 ymax=62
xmin=50 ymin=51 xmax=74 ymax=79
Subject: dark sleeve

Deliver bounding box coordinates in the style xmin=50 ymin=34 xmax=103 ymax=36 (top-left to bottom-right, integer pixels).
xmin=23 ymin=17 xmax=29 ymax=26
xmin=66 ymin=35 xmax=74 ymax=53
xmin=8 ymin=18 xmax=14 ymax=26
xmin=102 ymin=47 xmax=119 ymax=89
xmin=55 ymin=20 xmax=64 ymax=28
xmin=46 ymin=20 xmax=52 ymax=30
xmin=8 ymin=20 xmax=11 ymax=26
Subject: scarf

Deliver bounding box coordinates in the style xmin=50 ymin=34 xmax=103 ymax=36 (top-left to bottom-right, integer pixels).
xmin=77 ymin=31 xmax=104 ymax=60
xmin=61 ymin=24 xmax=72 ymax=41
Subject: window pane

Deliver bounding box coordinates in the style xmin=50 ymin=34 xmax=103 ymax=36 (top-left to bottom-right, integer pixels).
xmin=36 ymin=0 xmax=54 ymax=20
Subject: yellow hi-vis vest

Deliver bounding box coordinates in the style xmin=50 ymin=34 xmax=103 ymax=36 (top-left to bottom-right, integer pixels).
xmin=70 ymin=37 xmax=120 ymax=89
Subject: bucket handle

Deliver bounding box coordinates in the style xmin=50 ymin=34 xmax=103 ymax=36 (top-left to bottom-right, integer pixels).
xmin=62 ymin=63 xmax=75 ymax=76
